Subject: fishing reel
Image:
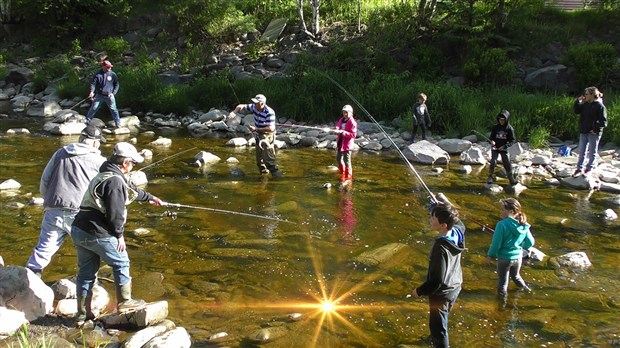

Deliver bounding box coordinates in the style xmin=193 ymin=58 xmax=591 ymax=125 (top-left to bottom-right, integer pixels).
xmin=161 ymin=210 xmax=178 ymax=221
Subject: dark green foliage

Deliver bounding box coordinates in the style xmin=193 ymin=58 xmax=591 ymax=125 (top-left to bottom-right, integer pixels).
xmin=11 ymin=0 xmax=130 ymax=41
xmin=463 ymin=48 xmax=516 ymax=85
xmin=95 ymin=38 xmax=130 ymax=63
xmin=565 ymin=43 xmax=619 ymax=88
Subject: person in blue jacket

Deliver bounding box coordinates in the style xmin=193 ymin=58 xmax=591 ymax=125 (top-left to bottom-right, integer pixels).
xmin=486 ymin=198 xmax=534 ymax=299
xmin=86 ymin=60 xmax=121 ymax=128
xmin=411 ymin=195 xmax=465 ymax=348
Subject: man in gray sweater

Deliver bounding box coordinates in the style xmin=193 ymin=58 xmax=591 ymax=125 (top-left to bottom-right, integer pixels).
xmin=26 ymin=125 xmax=107 ymax=277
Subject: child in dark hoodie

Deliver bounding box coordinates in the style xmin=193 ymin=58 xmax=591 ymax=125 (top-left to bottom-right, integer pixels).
xmin=486 ymin=198 xmax=534 ymax=298
xmin=487 ymin=110 xmax=517 ymax=186
xmin=411 ymin=196 xmax=465 ymax=348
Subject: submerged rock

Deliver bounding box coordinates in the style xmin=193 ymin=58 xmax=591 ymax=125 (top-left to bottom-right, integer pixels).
xmin=352 ymin=243 xmax=409 ymax=267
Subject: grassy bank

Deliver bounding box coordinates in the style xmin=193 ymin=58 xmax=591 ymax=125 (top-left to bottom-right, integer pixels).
xmin=53 ymin=67 xmax=619 ymax=146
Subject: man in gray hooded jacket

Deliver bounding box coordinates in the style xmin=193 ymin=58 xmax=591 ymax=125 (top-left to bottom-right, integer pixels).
xmin=26 ymin=125 xmax=106 ymax=277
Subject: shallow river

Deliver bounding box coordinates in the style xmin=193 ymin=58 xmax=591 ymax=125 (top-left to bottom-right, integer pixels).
xmin=1 ymin=116 xmax=619 ymax=347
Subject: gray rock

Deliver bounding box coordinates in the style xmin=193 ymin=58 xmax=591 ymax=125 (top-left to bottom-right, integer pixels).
xmin=299 ymin=136 xmax=319 ymax=147
xmin=6 ymin=67 xmax=34 ymax=85
xmin=0 ymin=307 xmax=28 ymax=336
xmin=6 ymin=128 xmax=30 ymax=135
xmin=27 ymin=100 xmax=61 ymax=117
xmin=403 ymin=140 xmax=449 ymax=165
xmin=602 ymin=208 xmax=617 ymax=220
xmin=0 ymin=266 xmax=54 ymax=321
xmin=0 ymin=179 xmax=21 ymax=190
xmin=549 ymin=251 xmax=592 ymax=269
xmin=124 ymin=320 xmax=176 ymax=348
xmin=194 ymin=151 xmax=221 ymax=164
xmin=524 ymin=64 xmax=570 ymax=90
xmin=460 ymin=147 xmax=487 ymax=165
xmin=353 ymin=243 xmax=409 ymax=267
xmin=225 ymin=137 xmax=248 ymax=147
xmin=437 ymin=138 xmax=472 ymax=154
xmin=100 ymin=301 xmax=169 ymax=328
xmin=560 ymin=175 xmax=600 ymax=190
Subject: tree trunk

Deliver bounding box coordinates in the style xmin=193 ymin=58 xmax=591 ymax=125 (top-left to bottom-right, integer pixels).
xmin=497 ymin=0 xmax=506 ymax=30
xmin=357 ymin=0 xmax=361 ymax=32
xmin=0 ymin=0 xmax=11 ymax=23
xmin=309 ymin=0 xmax=321 ymax=35
xmin=296 ymin=0 xmax=308 ymax=32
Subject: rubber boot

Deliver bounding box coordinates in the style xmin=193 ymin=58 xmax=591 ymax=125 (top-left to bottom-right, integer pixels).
xmin=75 ymin=294 xmax=94 ymax=327
xmin=116 ymin=282 xmax=146 ymax=312
xmin=346 ymin=168 xmax=353 ymax=181
xmin=338 ymin=164 xmax=345 ymax=176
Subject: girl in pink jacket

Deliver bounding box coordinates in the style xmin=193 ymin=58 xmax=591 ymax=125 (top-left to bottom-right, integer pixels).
xmin=335 ymin=105 xmax=358 ymax=182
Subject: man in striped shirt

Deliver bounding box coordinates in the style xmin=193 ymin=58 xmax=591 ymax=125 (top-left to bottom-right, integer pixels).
xmin=228 ymin=94 xmax=281 ymax=177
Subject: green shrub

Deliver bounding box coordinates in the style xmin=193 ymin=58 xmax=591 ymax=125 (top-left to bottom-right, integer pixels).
xmin=95 ymin=37 xmax=130 ymax=62
xmin=463 ymin=48 xmax=516 ymax=85
xmin=565 ymin=43 xmax=619 ymax=87
xmin=57 ymin=72 xmax=86 ymax=99
xmin=528 ymin=126 xmax=550 ymax=149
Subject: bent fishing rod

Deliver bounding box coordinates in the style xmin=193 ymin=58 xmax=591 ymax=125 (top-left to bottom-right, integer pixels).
xmin=318 ymin=70 xmax=439 ymax=203
xmin=69 ymin=97 xmax=91 ymax=110
xmin=276 ymin=123 xmax=331 ymax=132
xmin=161 ymin=201 xmax=295 ymax=224
xmin=138 ymin=147 xmax=197 ymax=173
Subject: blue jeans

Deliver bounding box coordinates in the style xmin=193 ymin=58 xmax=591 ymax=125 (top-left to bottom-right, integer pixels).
xmin=26 ymin=208 xmax=77 ymax=271
xmin=429 ymin=293 xmax=459 ymax=348
xmin=71 ymin=226 xmax=131 ymax=297
xmin=576 ymin=132 xmax=602 ymax=171
xmin=86 ymin=94 xmax=120 ymax=124
xmin=497 ymin=258 xmax=527 ymax=295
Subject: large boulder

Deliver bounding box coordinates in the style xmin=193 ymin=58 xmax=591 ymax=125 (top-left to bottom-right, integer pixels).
xmin=460 ymin=147 xmax=487 ymax=165
xmin=27 ymin=100 xmax=62 ymax=117
xmin=0 ymin=266 xmax=54 ymax=321
xmin=437 ymin=139 xmax=472 ymax=154
xmin=0 ymin=307 xmax=28 ymax=336
xmin=403 ymin=140 xmax=450 ymax=165
xmin=524 ymin=64 xmax=571 ymax=90
xmin=5 ymin=67 xmax=34 ymax=85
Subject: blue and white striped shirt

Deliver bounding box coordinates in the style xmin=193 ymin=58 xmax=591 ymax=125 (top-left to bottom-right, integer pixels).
xmin=246 ymin=103 xmax=276 ymax=129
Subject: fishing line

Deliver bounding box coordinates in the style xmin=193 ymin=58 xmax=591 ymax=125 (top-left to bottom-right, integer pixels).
xmin=276 ymin=123 xmax=331 ymax=132
xmin=138 ymin=147 xmax=197 ymax=172
xmin=317 ymin=70 xmax=438 ymax=202
xmin=162 ymin=201 xmax=295 ymax=224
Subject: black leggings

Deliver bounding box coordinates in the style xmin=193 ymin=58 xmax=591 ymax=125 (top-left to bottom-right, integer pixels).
xmin=489 ymin=149 xmax=516 ymax=185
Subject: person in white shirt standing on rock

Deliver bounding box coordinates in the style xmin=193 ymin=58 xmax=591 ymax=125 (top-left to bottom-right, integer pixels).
xmin=26 ymin=125 xmax=107 ymax=277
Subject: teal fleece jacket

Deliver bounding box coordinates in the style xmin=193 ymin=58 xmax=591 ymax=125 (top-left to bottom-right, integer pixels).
xmin=487 ymin=217 xmax=534 ymax=260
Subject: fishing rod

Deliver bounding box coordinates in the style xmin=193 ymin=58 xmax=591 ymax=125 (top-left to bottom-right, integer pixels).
xmin=464 ymin=215 xmax=494 ymax=234
xmin=318 ymin=70 xmax=439 ymax=203
xmin=161 ymin=201 xmax=295 ymax=224
xmin=276 ymin=123 xmax=331 ymax=132
xmin=138 ymin=147 xmax=197 ymax=172
xmin=227 ymin=78 xmax=241 ymax=105
xmin=471 ymin=129 xmax=491 ymax=142
xmin=70 ymin=97 xmax=91 ymax=110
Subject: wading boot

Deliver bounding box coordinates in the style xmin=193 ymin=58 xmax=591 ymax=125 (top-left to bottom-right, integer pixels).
xmin=116 ymin=282 xmax=146 ymax=312
xmin=75 ymin=294 xmax=95 ymax=327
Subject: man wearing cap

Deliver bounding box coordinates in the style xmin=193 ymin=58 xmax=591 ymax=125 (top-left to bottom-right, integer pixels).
xmin=86 ymin=60 xmax=121 ymax=128
xmin=25 ymin=125 xmax=107 ymax=277
xmin=227 ymin=94 xmax=281 ymax=176
xmin=70 ymin=142 xmax=163 ymax=326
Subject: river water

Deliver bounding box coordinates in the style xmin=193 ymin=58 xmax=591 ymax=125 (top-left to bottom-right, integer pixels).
xmin=0 ymin=115 xmax=618 ymax=347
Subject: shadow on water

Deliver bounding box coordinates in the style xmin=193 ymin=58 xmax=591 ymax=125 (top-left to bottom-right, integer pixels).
xmin=1 ymin=120 xmax=619 ymax=347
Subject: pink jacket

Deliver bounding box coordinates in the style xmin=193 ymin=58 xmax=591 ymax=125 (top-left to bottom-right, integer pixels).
xmin=335 ymin=116 xmax=357 ymax=152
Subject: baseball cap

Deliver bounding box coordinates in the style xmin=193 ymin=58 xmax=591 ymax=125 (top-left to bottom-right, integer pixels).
xmin=81 ymin=125 xmax=106 ymax=143
xmin=102 ymin=60 xmax=113 ymax=68
xmin=113 ymin=142 xmax=144 ymax=163
xmin=342 ymin=105 xmax=353 ymax=113
xmin=251 ymin=94 xmax=267 ymax=103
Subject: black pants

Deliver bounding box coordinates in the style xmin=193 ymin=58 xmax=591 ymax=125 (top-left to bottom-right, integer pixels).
xmin=412 ymin=124 xmax=427 ymax=142
xmin=429 ymin=295 xmax=457 ymax=348
xmin=489 ymin=149 xmax=516 ymax=185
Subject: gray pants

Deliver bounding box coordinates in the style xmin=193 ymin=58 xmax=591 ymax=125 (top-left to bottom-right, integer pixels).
xmin=255 ymin=132 xmax=277 ymax=173
xmin=497 ymin=258 xmax=528 ymax=295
